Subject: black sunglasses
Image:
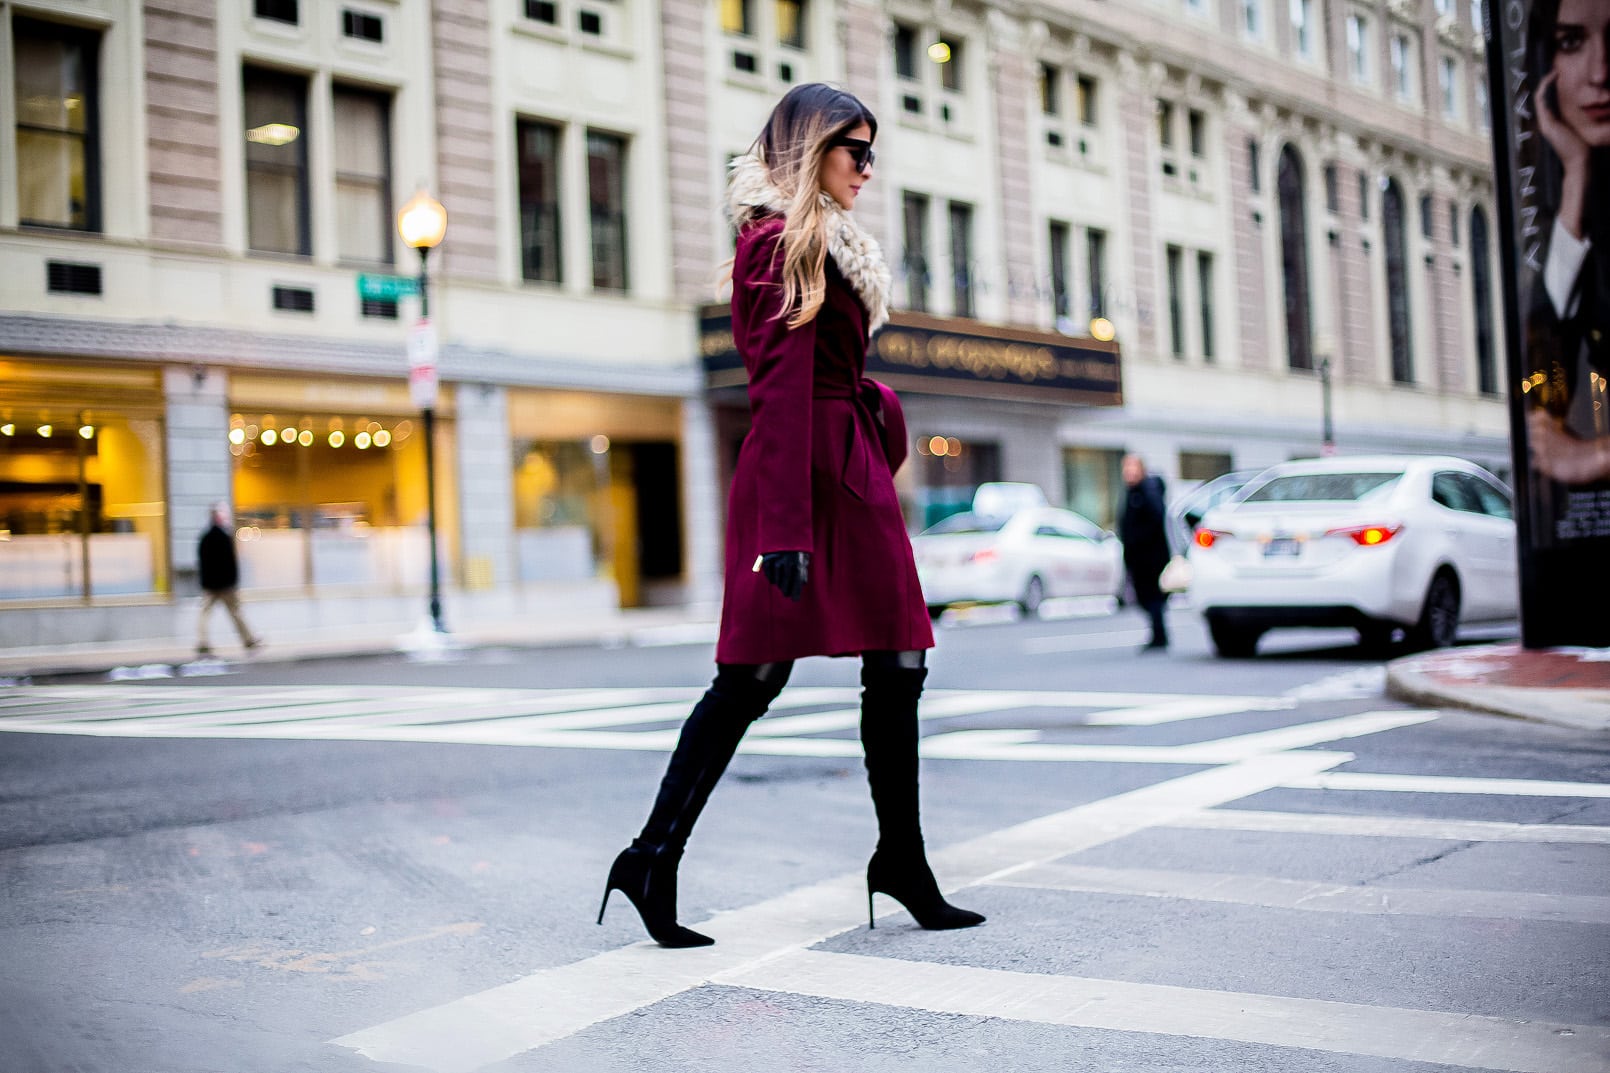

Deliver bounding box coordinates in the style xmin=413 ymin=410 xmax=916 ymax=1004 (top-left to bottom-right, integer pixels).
xmin=834 ymin=136 xmax=876 ymax=173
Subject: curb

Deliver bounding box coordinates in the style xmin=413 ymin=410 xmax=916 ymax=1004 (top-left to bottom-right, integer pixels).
xmin=1384 ymin=664 xmax=1610 ymax=734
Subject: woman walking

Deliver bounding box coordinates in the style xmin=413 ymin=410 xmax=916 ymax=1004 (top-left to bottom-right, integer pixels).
xmin=598 ymin=83 xmax=984 ymax=948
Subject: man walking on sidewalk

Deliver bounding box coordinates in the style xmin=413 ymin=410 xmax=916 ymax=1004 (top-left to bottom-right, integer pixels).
xmin=197 ymin=504 xmax=261 ymax=658
xmin=1119 ymin=454 xmax=1171 ymax=651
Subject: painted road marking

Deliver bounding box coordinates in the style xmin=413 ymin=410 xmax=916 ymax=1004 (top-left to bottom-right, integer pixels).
xmin=713 ymin=949 xmax=1609 ymax=1073
xmin=330 ymin=753 xmax=1344 ymax=1071
xmin=1174 ymin=808 xmax=1610 ymax=843
xmin=1285 ymin=771 xmax=1610 ymax=798
xmin=992 ymin=862 xmax=1610 ymax=924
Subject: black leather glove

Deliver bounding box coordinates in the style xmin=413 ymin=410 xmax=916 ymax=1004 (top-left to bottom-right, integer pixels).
xmin=758 ymin=551 xmax=810 ymax=601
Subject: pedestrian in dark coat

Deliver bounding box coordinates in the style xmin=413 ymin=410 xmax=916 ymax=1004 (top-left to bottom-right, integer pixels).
xmin=1119 ymin=454 xmax=1171 ymax=650
xmin=196 ymin=504 xmax=261 ymax=656
xmin=600 ymin=83 xmax=982 ymax=948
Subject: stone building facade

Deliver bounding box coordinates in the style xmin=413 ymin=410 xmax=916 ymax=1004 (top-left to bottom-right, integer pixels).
xmin=0 ymin=0 xmax=1506 ymax=648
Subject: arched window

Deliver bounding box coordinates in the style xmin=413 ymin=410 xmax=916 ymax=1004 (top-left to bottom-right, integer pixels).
xmin=1382 ymin=178 xmax=1414 ymax=383
xmin=1470 ymin=205 xmax=1498 ymax=395
xmin=1277 ymin=145 xmax=1313 ymax=370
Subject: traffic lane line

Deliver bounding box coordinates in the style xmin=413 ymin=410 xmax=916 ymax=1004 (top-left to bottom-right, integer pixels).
xmin=1173 ymin=807 xmax=1610 ymax=843
xmin=329 ymin=752 xmax=1344 ymax=1071
xmin=1285 ymin=772 xmax=1610 ymax=798
xmin=991 ymin=861 xmax=1610 ymax=924
xmin=711 ymin=949 xmax=1609 ymax=1073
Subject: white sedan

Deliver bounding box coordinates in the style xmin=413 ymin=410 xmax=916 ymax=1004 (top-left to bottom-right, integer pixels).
xmin=913 ymin=506 xmax=1124 ymax=617
xmin=1189 ymin=455 xmax=1517 ymax=657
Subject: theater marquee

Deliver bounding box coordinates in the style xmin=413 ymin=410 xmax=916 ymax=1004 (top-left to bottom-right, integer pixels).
xmin=700 ymin=307 xmax=1123 ymax=407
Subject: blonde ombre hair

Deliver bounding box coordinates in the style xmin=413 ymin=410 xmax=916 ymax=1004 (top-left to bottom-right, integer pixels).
xmin=732 ymin=84 xmax=877 ymax=329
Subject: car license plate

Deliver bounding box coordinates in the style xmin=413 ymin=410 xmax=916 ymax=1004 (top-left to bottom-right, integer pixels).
xmin=1264 ymin=537 xmax=1302 ymax=558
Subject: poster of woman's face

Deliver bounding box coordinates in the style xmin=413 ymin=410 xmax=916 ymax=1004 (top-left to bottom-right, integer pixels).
xmin=1506 ymin=0 xmax=1610 ymax=522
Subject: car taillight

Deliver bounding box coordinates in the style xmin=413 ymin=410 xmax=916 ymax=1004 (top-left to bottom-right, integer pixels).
xmin=1194 ymin=529 xmax=1228 ymax=549
xmin=969 ymin=547 xmax=1000 ymax=564
xmin=1328 ymin=524 xmax=1402 ymax=546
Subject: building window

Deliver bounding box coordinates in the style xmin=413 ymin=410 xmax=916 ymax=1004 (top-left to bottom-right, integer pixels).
xmin=243 ymin=67 xmax=311 ymax=256
xmin=893 ymin=22 xmax=918 ymax=80
xmin=1040 ymin=63 xmax=1061 ymax=117
xmin=342 ymin=9 xmax=385 ymax=42
xmin=517 ymin=119 xmax=563 ymax=284
xmin=1324 ymin=162 xmax=1339 ymax=212
xmin=1420 ymin=193 xmax=1434 ymax=239
xmin=1449 ymin=203 xmax=1460 ymax=247
xmin=1076 ymin=74 xmax=1098 ymax=127
xmin=1439 ymin=54 xmax=1459 ymax=119
xmin=1347 ymin=12 xmax=1370 ymax=83
xmin=1383 ymin=178 xmax=1414 ymax=383
xmin=1049 ymin=220 xmax=1072 ymax=325
xmin=776 ymin=0 xmax=805 ymax=49
xmin=1248 ymin=138 xmax=1261 ymax=193
xmin=586 ymin=131 xmax=628 ymax=291
xmin=939 ymin=37 xmax=963 ymax=93
xmin=1434 ymin=0 xmax=1452 ymax=14
xmin=332 ymin=88 xmax=391 ymax=264
xmin=1291 ymin=0 xmax=1314 ymax=59
xmin=1156 ymin=99 xmax=1175 ymax=150
xmin=1166 ymin=244 xmax=1185 ymax=358
xmin=1278 ymin=145 xmax=1313 ymax=371
xmin=1242 ymin=0 xmax=1262 ymax=38
xmin=720 ymin=0 xmax=752 ymax=35
xmin=1187 ymin=109 xmax=1206 ymax=158
xmin=15 ymin=20 xmax=101 ymax=233
xmin=1390 ymin=32 xmax=1415 ymax=100
xmin=525 ymin=1 xmax=558 ymax=24
xmin=1476 ymin=79 xmax=1490 ymax=131
xmin=255 ymin=0 xmax=299 ymax=24
xmin=0 ymin=368 xmax=168 ymax=601
xmin=1198 ymin=251 xmax=1216 ymax=362
xmin=1470 ymin=206 xmax=1497 ymax=395
xmin=1087 ymin=227 xmax=1107 ymax=318
xmin=1471 ymin=0 xmax=1486 ymax=32
xmin=1358 ymin=172 xmax=1371 ymax=220
xmin=948 ymin=201 xmax=974 ymax=318
xmin=902 ymin=191 xmax=930 ymax=312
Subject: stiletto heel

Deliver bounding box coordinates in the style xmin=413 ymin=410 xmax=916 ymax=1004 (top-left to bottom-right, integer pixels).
xmin=866 ymin=849 xmax=984 ymax=930
xmin=867 ymin=885 xmax=876 ymax=929
xmin=598 ymin=845 xmax=715 ymax=948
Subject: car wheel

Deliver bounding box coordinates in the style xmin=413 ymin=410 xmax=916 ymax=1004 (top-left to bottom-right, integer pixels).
xmin=1209 ymin=621 xmax=1263 ymax=658
xmin=1018 ymin=575 xmax=1046 ymax=615
xmin=1410 ymin=571 xmax=1461 ymax=650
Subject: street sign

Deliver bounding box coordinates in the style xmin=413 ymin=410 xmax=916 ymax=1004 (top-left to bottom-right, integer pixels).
xmin=408 ymin=319 xmax=438 ymax=408
xmin=358 ymin=273 xmax=419 ymax=301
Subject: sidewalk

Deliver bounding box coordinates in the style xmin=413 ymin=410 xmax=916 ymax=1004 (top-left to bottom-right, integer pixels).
xmin=1386 ymin=642 xmax=1610 ymax=733
xmin=0 ymin=605 xmax=721 ymax=680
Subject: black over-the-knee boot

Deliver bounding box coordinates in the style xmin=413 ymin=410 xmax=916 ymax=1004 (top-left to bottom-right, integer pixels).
xmin=598 ymin=662 xmax=790 ymax=947
xmin=861 ymin=653 xmax=985 ymax=931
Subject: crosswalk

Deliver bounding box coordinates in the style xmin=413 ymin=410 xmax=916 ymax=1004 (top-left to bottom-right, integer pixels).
xmin=6 ymin=683 xmax=1607 ymax=1071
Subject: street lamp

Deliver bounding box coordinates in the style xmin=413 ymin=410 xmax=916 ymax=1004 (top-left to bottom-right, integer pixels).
xmin=1318 ymin=353 xmax=1336 ymax=456
xmin=398 ymin=189 xmax=448 ymax=633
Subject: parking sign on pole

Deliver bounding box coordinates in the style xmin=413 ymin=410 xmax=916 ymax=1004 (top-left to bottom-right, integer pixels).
xmin=408 ymin=318 xmax=438 ymax=409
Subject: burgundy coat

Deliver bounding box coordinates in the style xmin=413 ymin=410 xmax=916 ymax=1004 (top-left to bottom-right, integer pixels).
xmin=715 ymin=215 xmax=935 ymax=663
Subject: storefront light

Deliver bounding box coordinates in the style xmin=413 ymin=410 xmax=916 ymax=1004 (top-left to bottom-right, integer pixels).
xmin=1089 ymin=316 xmax=1117 ymax=342
xmin=37 ymin=424 xmax=52 ymax=438
xmin=355 ymin=431 xmax=372 ymax=449
xmin=229 ymin=428 xmax=246 ymax=445
xmin=373 ymin=429 xmax=392 ymax=447
xmin=928 ymin=435 xmax=949 ymax=457
xmin=78 ymin=425 xmax=94 ymax=440
xmin=590 ymin=434 xmax=610 ymax=454
xmin=261 ymin=428 xmax=278 ymax=446
xmin=928 ymin=41 xmax=952 ymax=63
xmin=328 ymin=430 xmax=345 ymax=448
xmin=298 ymin=429 xmax=314 ymax=447
xmin=0 ymin=423 xmax=13 ymax=436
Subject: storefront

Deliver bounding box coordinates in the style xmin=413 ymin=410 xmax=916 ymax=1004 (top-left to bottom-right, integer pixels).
xmin=0 ymin=358 xmax=168 ymax=602
xmin=701 ymin=308 xmax=1124 ymax=532
xmin=225 ymin=373 xmax=457 ymax=595
xmin=507 ymin=389 xmax=685 ymax=607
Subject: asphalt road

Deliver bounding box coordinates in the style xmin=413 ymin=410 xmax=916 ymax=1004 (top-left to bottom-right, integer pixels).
xmin=1 ymin=604 xmax=1607 ymax=1073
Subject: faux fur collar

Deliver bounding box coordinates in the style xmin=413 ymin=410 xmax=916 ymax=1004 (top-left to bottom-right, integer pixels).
xmin=725 ymin=153 xmax=892 ymax=333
